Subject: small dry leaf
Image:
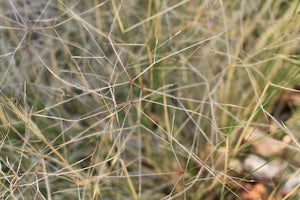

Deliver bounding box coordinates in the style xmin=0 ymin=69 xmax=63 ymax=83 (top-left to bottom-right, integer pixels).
xmin=283 ymin=149 xmax=300 ymax=165
xmin=268 ymin=121 xmax=280 ymax=133
xmin=282 ymin=135 xmax=291 ymax=143
xmin=252 ymin=137 xmax=286 ymax=157
xmin=243 ymin=154 xmax=282 ymax=180
xmin=245 ymin=127 xmax=289 ymax=157
xmin=228 ymin=158 xmax=243 ymax=174
xmin=244 ymin=127 xmax=265 ymax=142
xmin=282 ymin=170 xmax=300 ymax=194
xmin=241 ymin=183 xmax=266 ymax=200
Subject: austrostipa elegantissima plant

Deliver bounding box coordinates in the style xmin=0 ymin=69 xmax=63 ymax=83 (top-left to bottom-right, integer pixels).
xmin=0 ymin=0 xmax=300 ymax=199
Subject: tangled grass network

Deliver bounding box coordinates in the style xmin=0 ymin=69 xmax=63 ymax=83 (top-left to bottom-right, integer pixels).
xmin=0 ymin=0 xmax=300 ymax=199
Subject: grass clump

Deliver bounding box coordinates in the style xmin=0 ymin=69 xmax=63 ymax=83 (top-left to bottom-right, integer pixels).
xmin=0 ymin=0 xmax=300 ymax=199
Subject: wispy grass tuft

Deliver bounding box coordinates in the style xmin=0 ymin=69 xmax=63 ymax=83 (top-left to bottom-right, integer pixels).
xmin=0 ymin=0 xmax=300 ymax=199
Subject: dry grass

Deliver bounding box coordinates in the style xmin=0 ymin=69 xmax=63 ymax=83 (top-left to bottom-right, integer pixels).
xmin=0 ymin=0 xmax=300 ymax=199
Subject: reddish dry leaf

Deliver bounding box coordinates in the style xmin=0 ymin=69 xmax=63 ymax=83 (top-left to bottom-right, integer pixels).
xmin=241 ymin=183 xmax=266 ymax=200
